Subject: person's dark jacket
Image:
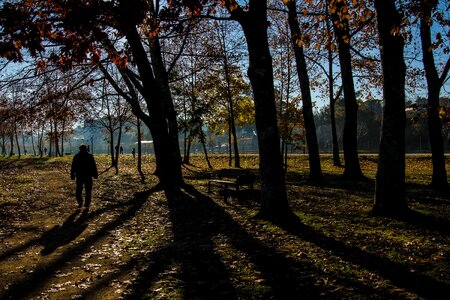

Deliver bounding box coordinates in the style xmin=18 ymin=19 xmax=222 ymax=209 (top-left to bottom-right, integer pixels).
xmin=71 ymin=151 xmax=98 ymax=180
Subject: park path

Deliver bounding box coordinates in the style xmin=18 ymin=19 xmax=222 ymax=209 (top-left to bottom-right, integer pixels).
xmin=0 ymin=159 xmax=172 ymax=299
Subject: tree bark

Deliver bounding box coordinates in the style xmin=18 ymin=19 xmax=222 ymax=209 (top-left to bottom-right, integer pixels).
xmin=199 ymin=128 xmax=213 ymax=169
xmin=373 ymin=0 xmax=408 ymax=215
xmin=327 ymin=7 xmax=342 ymax=167
xmin=330 ymin=95 xmax=341 ymax=166
xmin=21 ymin=127 xmax=26 ymax=155
xmin=114 ymin=17 xmax=183 ymax=189
xmin=48 ymin=121 xmax=53 ymax=157
xmin=114 ymin=120 xmax=123 ymax=175
xmin=228 ymin=118 xmax=232 ymax=167
xmin=184 ymin=135 xmax=192 ymax=165
xmin=61 ymin=119 xmax=66 ymax=156
xmin=31 ymin=131 xmax=36 ymax=156
xmin=136 ymin=117 xmax=145 ymax=183
xmin=228 ymin=1 xmax=291 ymax=219
xmin=148 ymin=35 xmax=183 ymax=175
xmin=54 ymin=119 xmax=61 ymax=157
xmin=287 ymin=0 xmax=323 ymax=182
xmin=419 ymin=0 xmax=448 ymax=189
xmin=14 ymin=121 xmax=21 ymax=158
xmin=38 ymin=125 xmax=44 ymax=157
xmin=9 ymin=133 xmax=14 ymax=157
xmin=1 ymin=136 xmax=6 ymax=156
xmin=330 ymin=0 xmax=363 ymax=179
xmin=221 ymin=40 xmax=241 ymax=168
xmin=108 ymin=118 xmax=115 ymax=168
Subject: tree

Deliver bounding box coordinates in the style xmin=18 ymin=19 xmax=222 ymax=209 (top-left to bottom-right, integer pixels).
xmin=418 ymin=0 xmax=449 ymax=189
xmin=329 ymin=0 xmax=364 ymax=180
xmin=215 ymin=21 xmax=244 ymax=168
xmin=0 ymin=0 xmax=184 ymax=189
xmin=267 ymin=6 xmax=297 ymax=170
xmin=373 ymin=0 xmax=408 ymax=215
xmin=177 ymin=0 xmax=292 ymax=219
xmin=88 ymin=77 xmax=131 ymax=174
xmin=285 ymin=0 xmax=323 ymax=182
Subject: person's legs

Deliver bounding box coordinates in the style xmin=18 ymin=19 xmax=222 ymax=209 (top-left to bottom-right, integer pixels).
xmin=84 ymin=178 xmax=93 ymax=207
xmin=76 ymin=179 xmax=84 ymax=208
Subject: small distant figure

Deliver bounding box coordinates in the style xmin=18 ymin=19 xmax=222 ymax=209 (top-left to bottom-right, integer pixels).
xmin=115 ymin=145 xmax=119 ymax=153
xmin=44 ymin=148 xmax=47 ymax=155
xmin=120 ymin=145 xmax=123 ymax=155
xmin=71 ymin=144 xmax=98 ymax=209
xmin=131 ymin=148 xmax=135 ymax=159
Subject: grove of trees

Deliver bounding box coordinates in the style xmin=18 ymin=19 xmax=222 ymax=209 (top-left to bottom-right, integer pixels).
xmin=0 ymin=0 xmax=449 ymax=219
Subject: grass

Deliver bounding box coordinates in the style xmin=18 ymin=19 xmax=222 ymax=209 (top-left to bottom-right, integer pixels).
xmin=0 ymin=153 xmax=449 ymax=299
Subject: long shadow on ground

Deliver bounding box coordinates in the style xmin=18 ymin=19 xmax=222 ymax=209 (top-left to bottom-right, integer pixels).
xmin=0 ymin=187 xmax=158 ymax=299
xmin=123 ymin=184 xmax=449 ymax=299
xmin=121 ymin=185 xmax=375 ymax=299
xmin=276 ymin=217 xmax=450 ymax=299
xmin=40 ymin=209 xmax=90 ymax=255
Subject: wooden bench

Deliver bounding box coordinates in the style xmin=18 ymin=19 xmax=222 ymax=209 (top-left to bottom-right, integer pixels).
xmin=208 ymin=169 xmax=255 ymax=201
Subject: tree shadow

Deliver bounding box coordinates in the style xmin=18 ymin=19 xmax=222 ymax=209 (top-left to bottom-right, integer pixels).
xmin=274 ymin=216 xmax=450 ymax=299
xmin=79 ymin=184 xmax=443 ymax=299
xmin=0 ymin=186 xmax=159 ymax=299
xmin=0 ymin=157 xmax=53 ymax=171
xmin=39 ymin=208 xmax=90 ymax=255
xmin=98 ymin=165 xmax=115 ymax=176
xmin=120 ymin=185 xmax=353 ymax=299
xmin=285 ymin=171 xmax=375 ymax=191
xmin=383 ymin=208 xmax=450 ymax=235
xmin=148 ymin=184 xmax=449 ymax=298
xmin=406 ymin=182 xmax=450 ymax=203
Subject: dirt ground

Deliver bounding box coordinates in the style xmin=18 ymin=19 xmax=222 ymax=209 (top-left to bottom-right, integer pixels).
xmin=1 ymin=155 xmax=449 ymax=299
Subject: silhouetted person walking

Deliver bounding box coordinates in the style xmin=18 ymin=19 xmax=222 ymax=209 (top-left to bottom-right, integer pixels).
xmin=71 ymin=144 xmax=98 ymax=209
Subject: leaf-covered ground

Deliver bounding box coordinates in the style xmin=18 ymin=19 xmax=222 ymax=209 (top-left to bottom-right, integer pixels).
xmin=0 ymin=154 xmax=449 ymax=299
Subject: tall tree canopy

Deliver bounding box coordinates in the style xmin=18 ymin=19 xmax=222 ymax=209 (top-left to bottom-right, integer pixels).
xmin=0 ymin=0 xmax=184 ymax=189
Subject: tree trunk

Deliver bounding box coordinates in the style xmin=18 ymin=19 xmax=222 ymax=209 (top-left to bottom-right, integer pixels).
xmin=222 ymin=41 xmax=241 ymax=168
xmin=114 ymin=121 xmax=123 ymax=175
xmin=61 ymin=119 xmax=66 ymax=156
xmin=327 ymin=12 xmax=342 ymax=166
xmin=199 ymin=128 xmax=213 ymax=169
xmin=183 ymin=128 xmax=188 ymax=161
xmin=373 ymin=0 xmax=408 ymax=215
xmin=136 ymin=117 xmax=145 ymax=183
xmin=184 ymin=135 xmax=192 ymax=165
xmin=31 ymin=129 xmax=36 ymax=156
xmin=109 ymin=124 xmax=115 ymax=168
xmin=230 ymin=110 xmax=240 ymax=168
xmin=54 ymin=120 xmax=61 ymax=157
xmin=279 ymin=66 xmax=286 ymax=171
xmin=38 ymin=125 xmax=44 ymax=157
xmin=228 ymin=119 xmax=232 ymax=167
xmin=21 ymin=128 xmax=26 ymax=155
xmin=148 ymin=34 xmax=183 ymax=186
xmin=1 ymin=136 xmax=6 ymax=156
xmin=287 ymin=0 xmax=323 ymax=182
xmin=14 ymin=122 xmax=21 ymax=158
xmin=419 ymin=0 xmax=448 ymax=190
xmin=9 ymin=134 xmax=14 ymax=157
xmin=330 ymin=0 xmax=363 ymax=179
xmin=330 ymin=96 xmax=341 ymax=166
xmin=48 ymin=121 xmax=53 ymax=157
xmin=231 ymin=2 xmax=291 ymax=219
